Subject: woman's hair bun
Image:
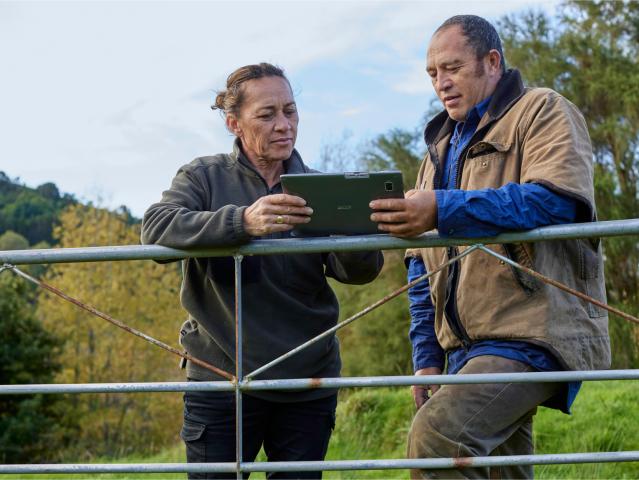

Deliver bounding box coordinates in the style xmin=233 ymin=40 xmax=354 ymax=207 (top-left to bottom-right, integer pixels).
xmin=210 ymin=62 xmax=288 ymax=117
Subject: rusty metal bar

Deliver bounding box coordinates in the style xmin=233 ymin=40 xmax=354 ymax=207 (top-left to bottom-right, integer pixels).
xmin=3 ymin=369 xmax=639 ymax=396
xmin=1 ymin=218 xmax=638 ymax=265
xmin=1 ymin=451 xmax=638 ymax=474
xmin=4 ymin=264 xmax=235 ymax=381
xmin=245 ymin=244 xmax=482 ymax=380
xmin=476 ymin=246 xmax=639 ymax=325
xmin=1 ymin=218 xmax=639 ymax=476
xmin=234 ymin=255 xmax=244 ymax=480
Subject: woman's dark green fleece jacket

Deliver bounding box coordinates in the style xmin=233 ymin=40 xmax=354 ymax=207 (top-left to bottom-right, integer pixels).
xmin=141 ymin=141 xmax=384 ymax=402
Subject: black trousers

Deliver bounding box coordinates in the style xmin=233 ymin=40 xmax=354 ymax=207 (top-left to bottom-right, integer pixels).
xmin=182 ymin=389 xmax=337 ymax=479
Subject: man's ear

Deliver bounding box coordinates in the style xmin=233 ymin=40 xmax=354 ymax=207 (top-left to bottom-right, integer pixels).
xmin=487 ymin=49 xmax=502 ymax=74
xmin=226 ymin=114 xmax=242 ymax=137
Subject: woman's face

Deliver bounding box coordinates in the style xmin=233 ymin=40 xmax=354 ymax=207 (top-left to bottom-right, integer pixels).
xmin=227 ymin=76 xmax=298 ymax=165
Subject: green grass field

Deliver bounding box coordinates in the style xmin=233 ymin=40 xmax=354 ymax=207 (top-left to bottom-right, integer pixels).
xmin=2 ymin=381 xmax=637 ymax=479
xmin=321 ymin=380 xmax=639 ymax=479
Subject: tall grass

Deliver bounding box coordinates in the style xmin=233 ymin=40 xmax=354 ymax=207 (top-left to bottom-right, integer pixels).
xmin=322 ymin=381 xmax=639 ymax=479
xmin=534 ymin=380 xmax=639 ymax=479
xmin=3 ymin=381 xmax=637 ymax=479
xmin=323 ymin=381 xmax=639 ymax=479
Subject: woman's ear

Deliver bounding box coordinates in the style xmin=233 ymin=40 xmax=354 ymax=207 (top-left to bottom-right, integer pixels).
xmin=226 ymin=114 xmax=242 ymax=137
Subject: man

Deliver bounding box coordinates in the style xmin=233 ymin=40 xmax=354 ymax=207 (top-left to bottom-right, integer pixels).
xmin=370 ymin=15 xmax=610 ymax=479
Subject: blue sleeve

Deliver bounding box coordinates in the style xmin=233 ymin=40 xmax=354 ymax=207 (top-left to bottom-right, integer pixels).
xmin=435 ymin=182 xmax=579 ymax=238
xmin=407 ymin=256 xmax=445 ymax=372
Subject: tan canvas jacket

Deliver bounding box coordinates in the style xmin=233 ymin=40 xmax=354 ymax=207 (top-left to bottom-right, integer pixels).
xmin=411 ymin=69 xmax=610 ymax=371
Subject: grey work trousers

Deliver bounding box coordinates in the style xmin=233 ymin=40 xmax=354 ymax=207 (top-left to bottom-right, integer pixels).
xmin=407 ymin=355 xmax=562 ymax=479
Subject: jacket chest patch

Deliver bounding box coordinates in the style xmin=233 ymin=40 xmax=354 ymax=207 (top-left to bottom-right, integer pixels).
xmin=467 ymin=141 xmax=511 ymax=159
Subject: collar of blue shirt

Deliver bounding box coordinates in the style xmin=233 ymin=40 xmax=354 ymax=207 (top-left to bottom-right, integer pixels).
xmin=450 ymin=95 xmax=493 ymax=145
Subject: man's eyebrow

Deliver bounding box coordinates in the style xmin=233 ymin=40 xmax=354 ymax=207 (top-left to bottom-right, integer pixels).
xmin=441 ymin=59 xmax=464 ymax=67
xmin=426 ymin=59 xmax=463 ymax=71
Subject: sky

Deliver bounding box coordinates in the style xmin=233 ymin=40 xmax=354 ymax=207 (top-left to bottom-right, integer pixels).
xmin=0 ymin=0 xmax=559 ymax=218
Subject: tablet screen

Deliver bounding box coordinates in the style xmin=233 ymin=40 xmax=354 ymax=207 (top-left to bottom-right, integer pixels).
xmin=281 ymin=171 xmax=404 ymax=236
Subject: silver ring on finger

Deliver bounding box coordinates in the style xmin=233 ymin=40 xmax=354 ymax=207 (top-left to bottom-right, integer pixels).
xmin=276 ymin=215 xmax=284 ymax=224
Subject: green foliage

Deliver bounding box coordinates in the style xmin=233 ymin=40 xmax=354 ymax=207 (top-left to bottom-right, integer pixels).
xmin=2 ymin=1 xmax=638 ymax=467
xmin=326 ymin=382 xmax=639 ymax=479
xmin=0 ymin=444 xmax=186 ymax=479
xmin=360 ymin=129 xmax=424 ymax=189
xmin=334 ymin=251 xmax=413 ymax=378
xmin=499 ymin=1 xmax=639 ymax=367
xmin=320 ymin=132 xmax=424 ymax=378
xmin=0 ymin=273 xmax=74 ymax=463
xmin=36 ymin=204 xmax=185 ymax=459
xmin=534 ymin=380 xmax=639 ymax=479
xmin=318 ymin=129 xmax=424 ymax=190
xmin=4 ymin=382 xmax=638 ymax=479
xmin=261 ymin=381 xmax=639 ymax=480
xmin=331 ymin=388 xmax=413 ymax=457
xmin=0 ymin=171 xmax=76 ymax=245
xmin=0 ymin=230 xmax=29 ymax=250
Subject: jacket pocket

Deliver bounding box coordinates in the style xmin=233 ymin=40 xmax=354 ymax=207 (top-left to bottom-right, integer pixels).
xmin=466 ymin=140 xmax=511 ymax=158
xmin=181 ymin=418 xmax=206 ymax=442
xmin=179 ymin=318 xmax=198 ymax=347
xmin=577 ymin=239 xmax=599 ymax=280
xmin=462 ymin=141 xmax=513 ymax=191
xmin=178 ymin=319 xmax=198 ymax=369
xmin=502 ymin=243 xmax=542 ymax=296
xmin=181 ymin=418 xmax=206 ymax=461
xmin=577 ymin=239 xmax=606 ymax=318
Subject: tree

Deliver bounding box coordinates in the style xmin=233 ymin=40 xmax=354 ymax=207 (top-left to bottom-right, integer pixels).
xmin=0 ymin=174 xmax=75 ymax=245
xmin=318 ymin=128 xmax=424 ymax=189
xmin=334 ymin=250 xmax=413 ymax=377
xmin=318 ymin=130 xmax=360 ymax=172
xmin=0 ymin=230 xmax=29 ymax=250
xmin=36 ymin=204 xmax=186 ymax=458
xmin=317 ymin=130 xmax=424 ymax=377
xmin=0 ymin=273 xmax=73 ymax=463
xmin=360 ymin=128 xmax=424 ymax=190
xmin=321 ymin=1 xmax=639 ymax=373
xmin=499 ymin=0 xmax=639 ymax=367
xmin=36 ymin=182 xmax=60 ymax=201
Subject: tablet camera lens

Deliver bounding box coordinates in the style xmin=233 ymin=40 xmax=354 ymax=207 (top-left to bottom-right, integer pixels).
xmin=384 ymin=181 xmax=394 ymax=192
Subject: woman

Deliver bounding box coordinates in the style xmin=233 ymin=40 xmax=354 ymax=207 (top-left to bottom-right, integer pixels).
xmin=141 ymin=63 xmax=383 ymax=479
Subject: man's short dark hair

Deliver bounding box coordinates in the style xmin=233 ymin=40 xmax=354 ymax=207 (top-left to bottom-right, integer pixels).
xmin=436 ymin=15 xmax=506 ymax=73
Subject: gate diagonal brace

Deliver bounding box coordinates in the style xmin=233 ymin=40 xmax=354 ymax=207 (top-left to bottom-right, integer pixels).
xmin=477 ymin=245 xmax=639 ymax=325
xmin=4 ymin=240 xmax=638 ymax=388
xmin=245 ymin=244 xmax=482 ymax=380
xmin=0 ymin=263 xmax=13 ymax=275
xmin=3 ymin=263 xmax=236 ymax=381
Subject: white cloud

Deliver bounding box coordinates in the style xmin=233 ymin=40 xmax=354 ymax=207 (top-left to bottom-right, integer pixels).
xmin=0 ymin=0 xmax=560 ymax=217
xmin=339 ymin=107 xmax=365 ymax=117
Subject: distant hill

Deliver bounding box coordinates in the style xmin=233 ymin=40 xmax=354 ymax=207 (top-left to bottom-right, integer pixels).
xmin=0 ymin=172 xmax=140 ymax=248
xmin=0 ymin=171 xmax=77 ymax=246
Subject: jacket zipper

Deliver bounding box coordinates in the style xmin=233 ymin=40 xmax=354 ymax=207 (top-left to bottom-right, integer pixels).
xmin=447 ymin=123 xmax=496 ymax=350
xmin=445 ymin=247 xmax=472 ymax=350
xmin=429 ymin=143 xmax=473 ymax=351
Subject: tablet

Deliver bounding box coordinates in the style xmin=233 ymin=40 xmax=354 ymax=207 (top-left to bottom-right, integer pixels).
xmin=280 ymin=171 xmax=404 ymax=236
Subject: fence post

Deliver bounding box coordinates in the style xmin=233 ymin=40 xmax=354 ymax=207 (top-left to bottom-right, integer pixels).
xmin=235 ymin=255 xmax=244 ymax=480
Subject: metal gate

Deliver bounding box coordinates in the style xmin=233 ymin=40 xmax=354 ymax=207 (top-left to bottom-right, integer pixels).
xmin=1 ymin=219 xmax=639 ymax=476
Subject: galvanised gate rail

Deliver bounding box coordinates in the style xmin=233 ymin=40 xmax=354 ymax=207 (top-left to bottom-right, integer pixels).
xmin=1 ymin=218 xmax=639 ymax=476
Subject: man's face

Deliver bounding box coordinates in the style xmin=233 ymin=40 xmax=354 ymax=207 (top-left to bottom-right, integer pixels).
xmin=426 ymin=25 xmax=501 ymax=121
